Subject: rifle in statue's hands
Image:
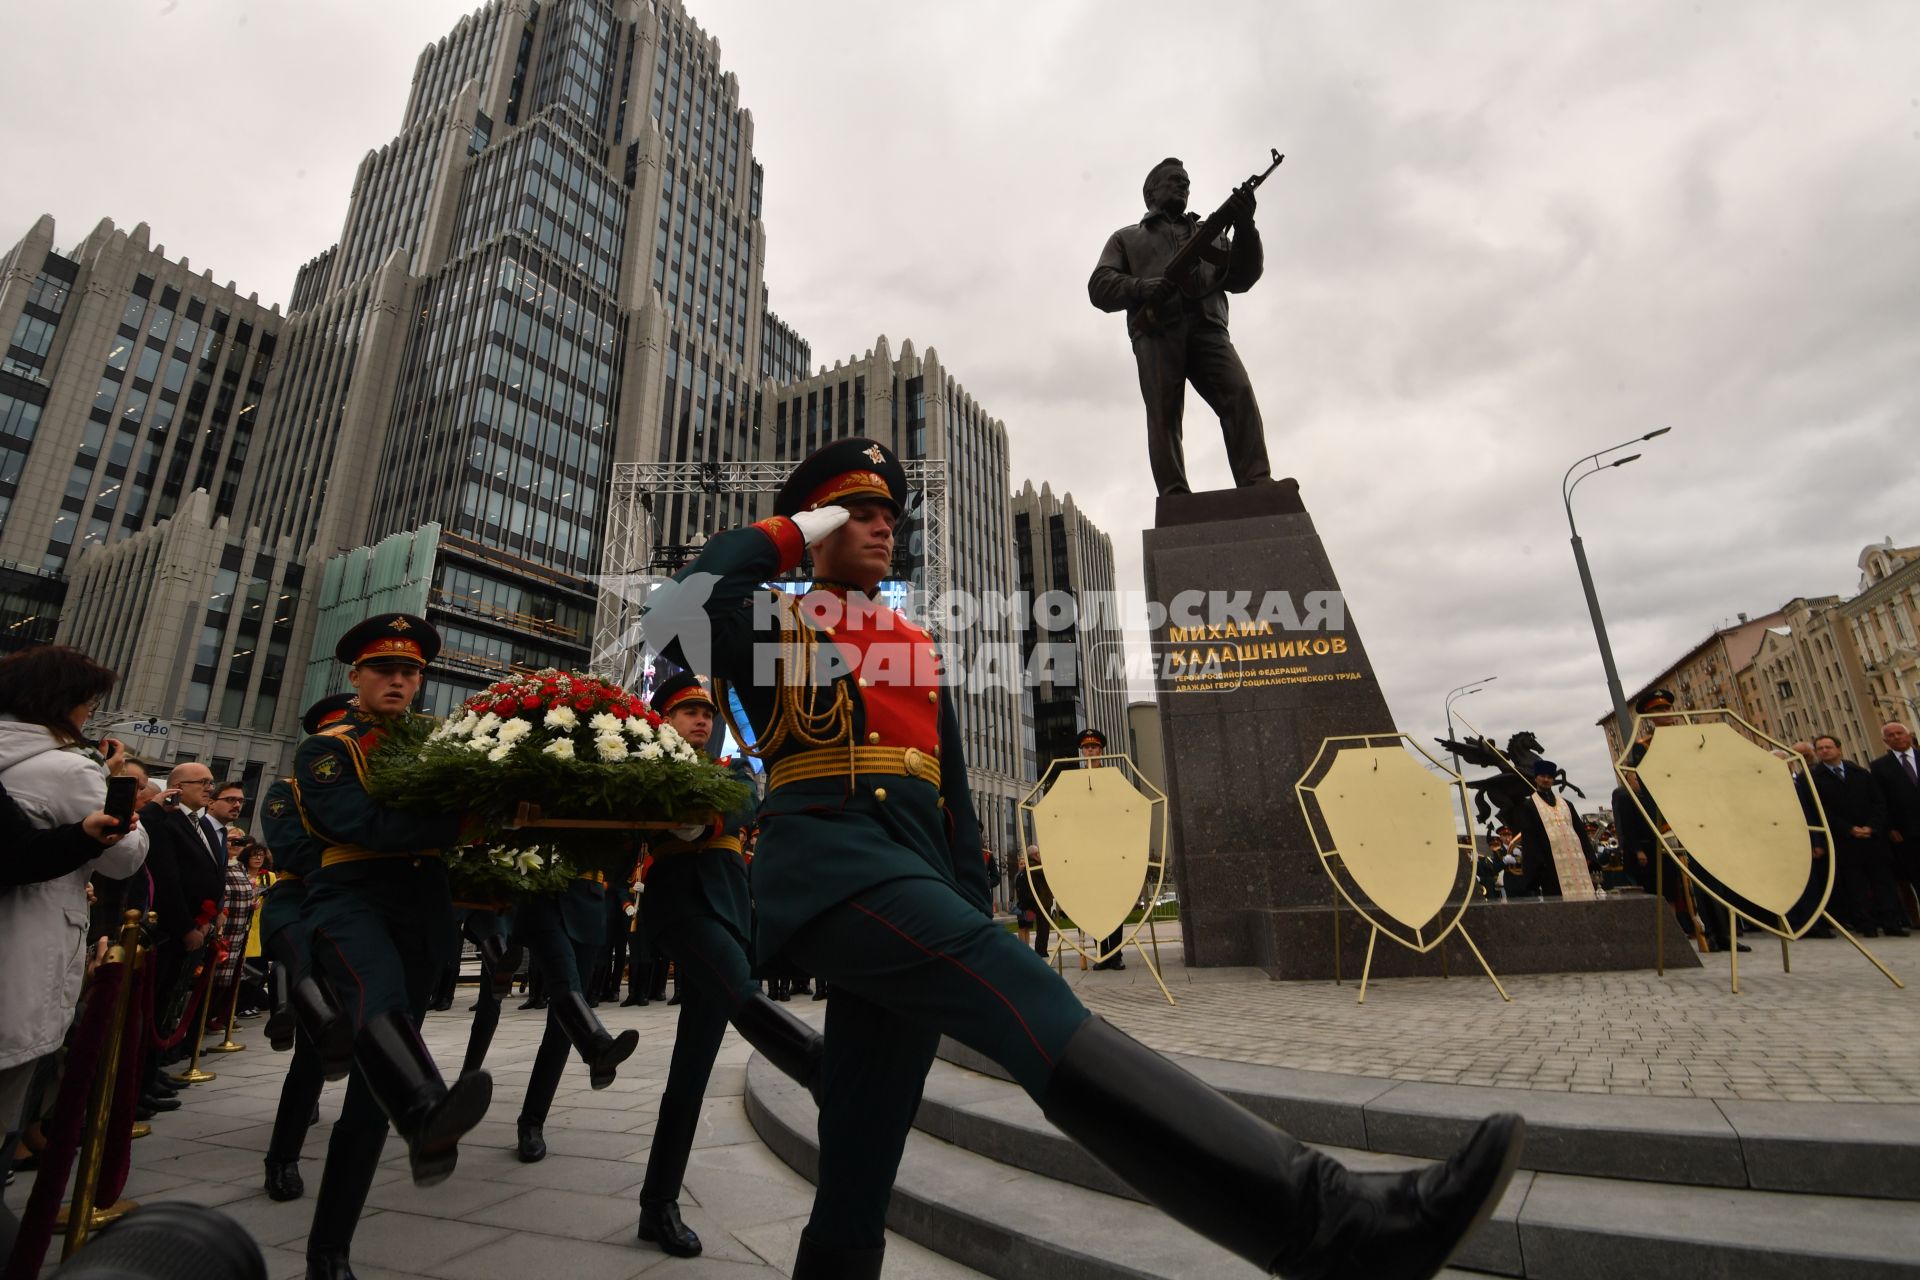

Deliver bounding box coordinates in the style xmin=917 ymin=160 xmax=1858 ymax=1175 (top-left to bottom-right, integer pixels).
xmin=1135 ymin=147 xmax=1283 ymax=335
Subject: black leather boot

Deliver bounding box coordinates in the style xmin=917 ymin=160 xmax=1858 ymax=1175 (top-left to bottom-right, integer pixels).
xmin=1040 ymin=1017 xmax=1524 ymax=1280
xmin=790 ymin=1231 xmax=883 ymax=1280
xmin=636 ymin=1200 xmax=702 ymax=1257
xmin=292 ymin=975 xmax=355 ymax=1081
xmin=264 ymin=1156 xmax=305 ymax=1201
xmin=354 ymin=1010 xmax=493 ymax=1186
xmin=732 ymin=992 xmax=826 ymax=1102
xmin=305 ymin=1120 xmax=386 ymax=1280
xmin=551 ymin=991 xmax=638 ymax=1089
xmin=266 ymin=964 xmax=297 ymax=1052
xmin=473 ymin=933 xmax=522 ymax=979
xmin=515 ymin=1117 xmax=547 ymax=1163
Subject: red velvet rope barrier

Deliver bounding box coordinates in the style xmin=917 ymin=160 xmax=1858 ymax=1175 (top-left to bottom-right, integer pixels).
xmin=3 ymin=961 xmax=126 ymax=1280
xmin=93 ymin=957 xmax=144 ymax=1207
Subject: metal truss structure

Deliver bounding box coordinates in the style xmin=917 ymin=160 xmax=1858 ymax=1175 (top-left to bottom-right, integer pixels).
xmin=590 ymin=458 xmax=949 ymax=683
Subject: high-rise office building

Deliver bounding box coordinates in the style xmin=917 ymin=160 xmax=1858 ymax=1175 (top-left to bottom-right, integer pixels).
xmin=0 ymin=215 xmax=296 ymax=802
xmin=19 ymin=0 xmax=811 ymax=784
xmin=1011 ymin=478 xmax=1126 ymax=776
xmin=764 ymin=336 xmax=1025 ymax=860
xmin=244 ymin=0 xmax=808 ymax=718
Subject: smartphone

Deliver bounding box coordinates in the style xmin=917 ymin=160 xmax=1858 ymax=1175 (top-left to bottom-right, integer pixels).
xmin=105 ymin=775 xmax=138 ymax=831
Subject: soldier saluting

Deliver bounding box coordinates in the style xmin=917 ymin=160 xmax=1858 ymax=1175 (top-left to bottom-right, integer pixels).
xmin=645 ymin=436 xmax=1524 ymax=1280
xmin=294 ymin=613 xmax=492 ymax=1280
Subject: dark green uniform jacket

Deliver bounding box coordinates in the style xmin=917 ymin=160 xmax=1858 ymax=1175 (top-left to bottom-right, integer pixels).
xmin=640 ymin=754 xmax=756 ymax=945
xmin=257 ymin=775 xmax=324 ymax=943
xmin=645 ymin=518 xmax=990 ymax=962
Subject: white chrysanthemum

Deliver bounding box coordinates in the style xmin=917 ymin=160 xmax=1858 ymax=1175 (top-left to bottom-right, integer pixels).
xmin=543 ymin=706 xmax=578 ymax=731
xmin=542 ymin=738 xmax=576 ymax=761
xmin=451 ymin=711 xmax=479 ymax=736
xmin=466 ymin=736 xmax=495 ymax=752
xmin=588 ymin=711 xmax=622 ymax=734
xmin=513 ymin=850 xmax=545 ymax=873
xmin=473 ymin=712 xmax=501 ymax=737
xmin=637 ymin=742 xmax=664 ymax=761
xmin=491 ymin=850 xmax=513 ymax=866
xmin=487 ymin=743 xmax=513 ymax=762
xmin=496 ymin=718 xmax=532 ymax=743
xmin=594 ymin=733 xmax=629 ymax=762
xmin=674 ymin=745 xmax=698 ymax=762
xmin=657 ymin=723 xmax=683 ymax=748
xmin=624 ymin=717 xmax=654 ymax=740
xmin=427 ymin=724 xmax=450 ymax=742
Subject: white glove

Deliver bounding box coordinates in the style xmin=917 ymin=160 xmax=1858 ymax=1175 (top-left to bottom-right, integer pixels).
xmin=792 ymin=505 xmax=850 ymax=546
xmin=623 ymin=903 xmax=637 ymax=917
xmin=671 ymin=823 xmax=708 ymax=841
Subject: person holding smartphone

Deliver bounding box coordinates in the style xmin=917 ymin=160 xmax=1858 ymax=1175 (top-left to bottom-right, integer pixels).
xmin=0 ymin=646 xmax=150 ymax=1226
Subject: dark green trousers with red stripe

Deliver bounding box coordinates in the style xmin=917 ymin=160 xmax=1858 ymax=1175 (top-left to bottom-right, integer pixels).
xmin=781 ymin=876 xmax=1092 ymax=1250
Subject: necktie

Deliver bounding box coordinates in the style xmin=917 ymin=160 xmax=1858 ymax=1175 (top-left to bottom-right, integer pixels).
xmin=1905 ymin=752 xmax=1917 ymax=785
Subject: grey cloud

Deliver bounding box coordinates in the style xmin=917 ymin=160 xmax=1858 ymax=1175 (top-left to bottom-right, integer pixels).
xmin=4 ymin=0 xmax=1914 ymax=801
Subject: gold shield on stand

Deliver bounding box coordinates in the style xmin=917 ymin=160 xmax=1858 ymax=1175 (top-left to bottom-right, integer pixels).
xmin=1617 ymin=708 xmax=1902 ymax=993
xmin=1297 ymin=734 xmax=1508 ymax=1003
xmin=1020 ymin=754 xmax=1174 ymax=1004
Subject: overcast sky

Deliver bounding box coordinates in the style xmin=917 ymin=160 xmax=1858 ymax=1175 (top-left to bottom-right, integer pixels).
xmin=5 ymin=0 xmax=1917 ymax=796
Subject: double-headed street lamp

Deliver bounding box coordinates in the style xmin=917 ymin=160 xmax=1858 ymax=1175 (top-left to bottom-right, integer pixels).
xmin=1563 ymin=427 xmax=1672 ymax=748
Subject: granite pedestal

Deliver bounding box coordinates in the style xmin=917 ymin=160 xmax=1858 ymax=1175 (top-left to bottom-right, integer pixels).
xmin=1145 ymin=482 xmax=1696 ymax=978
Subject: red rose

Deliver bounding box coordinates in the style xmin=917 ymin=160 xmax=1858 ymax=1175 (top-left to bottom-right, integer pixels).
xmin=492 ymin=699 xmax=518 ymax=716
xmin=520 ymin=694 xmax=541 ymax=710
xmin=574 ymin=696 xmax=595 ymax=711
xmin=490 ymin=682 xmax=512 ymax=694
xmin=610 ymin=704 xmax=628 ymax=720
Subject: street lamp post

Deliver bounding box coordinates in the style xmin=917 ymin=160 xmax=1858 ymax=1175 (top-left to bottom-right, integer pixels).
xmin=1444 ymin=677 xmax=1498 ymax=774
xmin=1563 ymin=428 xmax=1672 ymax=751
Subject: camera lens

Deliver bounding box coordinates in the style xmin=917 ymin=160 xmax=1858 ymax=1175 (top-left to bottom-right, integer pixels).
xmin=48 ymin=1203 xmax=265 ymax=1280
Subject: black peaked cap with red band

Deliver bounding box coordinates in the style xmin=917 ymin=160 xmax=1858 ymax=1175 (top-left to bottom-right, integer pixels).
xmin=651 ymin=671 xmax=717 ymax=718
xmin=1078 ymin=728 xmax=1107 ymax=749
xmin=335 ymin=612 xmax=439 ymax=668
xmin=301 ymin=692 xmax=358 ymax=735
xmin=1635 ymin=688 xmax=1676 ymax=714
xmin=773 ymin=436 xmax=909 ymax=518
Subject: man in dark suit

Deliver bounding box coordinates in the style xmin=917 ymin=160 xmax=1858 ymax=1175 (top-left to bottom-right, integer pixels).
xmin=134 ymin=763 xmax=227 ymax=1109
xmin=1869 ymin=720 xmax=1920 ymax=924
xmin=1808 ymin=734 xmax=1909 ymax=936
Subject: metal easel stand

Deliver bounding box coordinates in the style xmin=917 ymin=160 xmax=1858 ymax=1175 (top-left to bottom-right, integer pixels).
xmin=1352 ymin=923 xmax=1508 ymax=1006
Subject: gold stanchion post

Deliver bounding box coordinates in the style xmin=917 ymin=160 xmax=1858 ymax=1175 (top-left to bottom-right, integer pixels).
xmin=207 ymin=955 xmax=247 ymax=1054
xmin=60 ymin=910 xmax=144 ymax=1257
xmin=170 ymin=956 xmax=219 ymax=1085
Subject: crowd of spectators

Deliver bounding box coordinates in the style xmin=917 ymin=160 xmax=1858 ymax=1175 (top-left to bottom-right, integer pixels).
xmin=0 ymin=645 xmax=268 ymax=1257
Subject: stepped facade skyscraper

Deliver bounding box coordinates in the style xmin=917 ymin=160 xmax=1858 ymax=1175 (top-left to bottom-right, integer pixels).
xmin=25 ymin=0 xmax=813 ymax=782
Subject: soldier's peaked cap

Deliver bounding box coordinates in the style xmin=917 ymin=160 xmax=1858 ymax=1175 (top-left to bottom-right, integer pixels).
xmin=774 ymin=436 xmax=908 ymax=518
xmin=1635 ymin=688 xmax=1676 ymax=714
xmin=651 ymin=671 xmax=716 ymax=717
xmin=301 ymin=692 xmax=357 ymax=736
xmin=1077 ymin=727 xmax=1108 ymax=749
xmin=336 ymin=613 xmax=439 ymax=669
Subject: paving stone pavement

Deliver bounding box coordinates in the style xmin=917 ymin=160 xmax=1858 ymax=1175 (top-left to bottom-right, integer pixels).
xmin=1059 ymin=924 xmax=1920 ymax=1102
xmin=18 ymin=993 xmax=978 ymax=1280
xmin=20 ymin=926 xmax=1917 ymax=1277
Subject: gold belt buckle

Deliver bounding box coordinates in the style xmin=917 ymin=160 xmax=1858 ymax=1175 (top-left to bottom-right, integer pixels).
xmin=902 ymin=747 xmax=926 ymax=777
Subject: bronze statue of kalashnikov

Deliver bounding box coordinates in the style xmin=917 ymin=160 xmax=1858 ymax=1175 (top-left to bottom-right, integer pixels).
xmin=1089 ymin=157 xmax=1274 ymax=497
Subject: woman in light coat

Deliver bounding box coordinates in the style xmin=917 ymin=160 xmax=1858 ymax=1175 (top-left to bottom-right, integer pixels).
xmin=0 ymin=646 xmax=149 ymax=1153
